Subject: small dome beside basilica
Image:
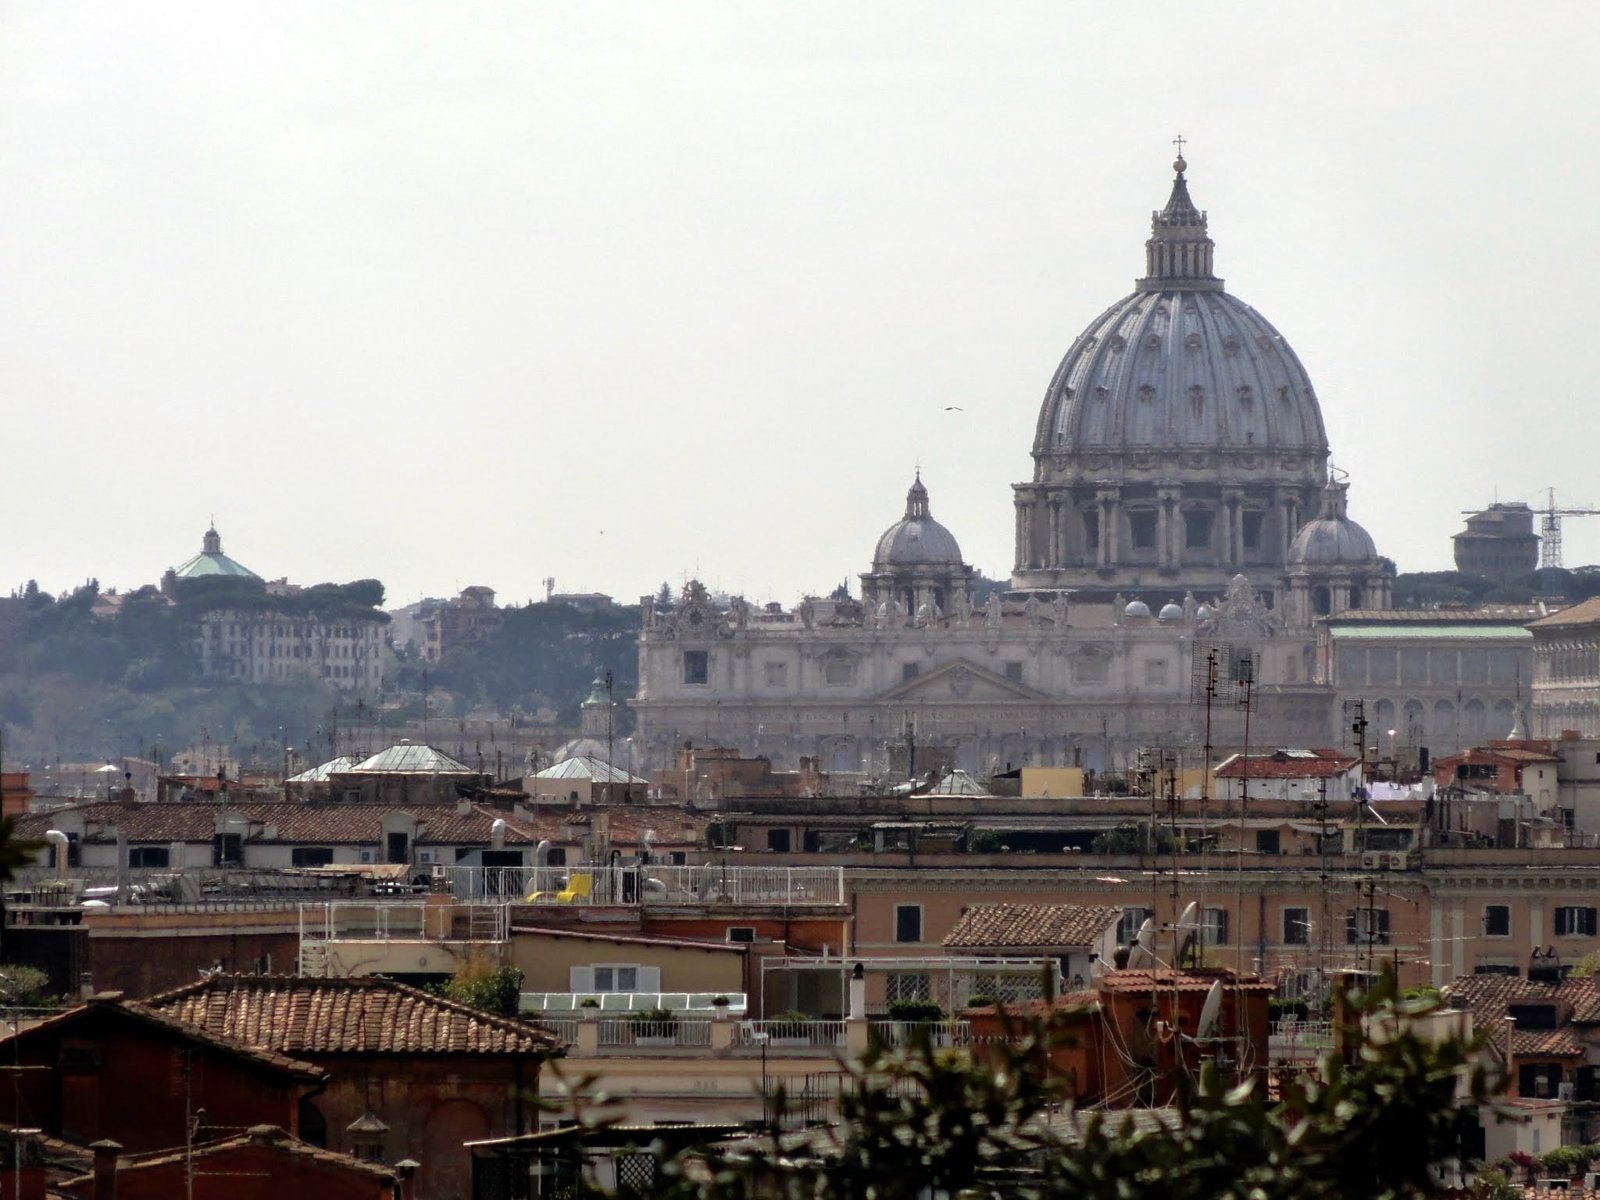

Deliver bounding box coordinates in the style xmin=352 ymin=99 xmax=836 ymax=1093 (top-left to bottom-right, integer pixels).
xmin=1288 ymin=480 xmax=1379 ymax=566
xmin=873 ymin=474 xmax=964 ymax=568
xmin=1158 ymin=601 xmax=1185 ymax=622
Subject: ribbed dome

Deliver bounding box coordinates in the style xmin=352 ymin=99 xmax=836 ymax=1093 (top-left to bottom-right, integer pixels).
xmin=1288 ymin=480 xmax=1378 ymax=566
xmin=1032 ymin=160 xmax=1328 ymax=462
xmin=874 ymin=474 xmax=964 ymax=568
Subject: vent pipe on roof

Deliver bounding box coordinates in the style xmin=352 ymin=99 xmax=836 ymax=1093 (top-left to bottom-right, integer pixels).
xmin=534 ymin=839 xmax=550 ymax=869
xmin=490 ymin=818 xmax=507 ymax=851
xmin=44 ymin=829 xmax=69 ymax=879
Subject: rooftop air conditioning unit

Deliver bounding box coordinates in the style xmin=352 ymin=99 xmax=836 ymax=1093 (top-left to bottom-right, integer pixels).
xmin=1361 ymin=852 xmax=1388 ymax=870
xmin=1383 ymin=852 xmax=1407 ymax=871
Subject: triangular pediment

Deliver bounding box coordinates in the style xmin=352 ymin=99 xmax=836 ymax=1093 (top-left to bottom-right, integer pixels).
xmin=876 ymin=658 xmax=1049 ymax=704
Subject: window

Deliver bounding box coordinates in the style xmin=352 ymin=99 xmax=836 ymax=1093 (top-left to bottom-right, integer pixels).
xmin=1241 ymin=510 xmax=1263 ymax=551
xmin=128 ymin=846 xmax=169 ymax=869
xmin=1346 ymin=908 xmax=1391 ymax=944
xmin=1283 ymin=907 xmax=1310 ymax=946
xmin=1201 ymin=907 xmax=1229 ymax=946
xmin=49 ymin=832 xmax=80 ymax=869
xmin=1082 ymin=509 xmax=1100 ymax=551
xmin=1118 ymin=907 xmax=1153 ymax=944
xmin=1229 ymin=648 xmax=1255 ymax=684
xmin=726 ymin=927 xmax=756 ymax=943
xmin=763 ymin=662 xmax=787 ymax=687
xmin=886 ymin=973 xmax=930 ymax=1003
xmin=1073 ymin=654 xmax=1109 ymax=686
xmin=895 ymin=904 xmax=923 ymax=944
xmin=214 ymin=832 xmax=243 ymax=867
xmin=291 ymin=846 xmax=335 ymax=867
xmin=682 ymin=650 xmax=709 ymax=686
xmin=1484 ymin=904 xmax=1511 ymax=938
xmin=1184 ymin=511 xmax=1213 ymax=549
xmin=593 ymin=965 xmax=639 ymax=992
xmin=1003 ymin=662 xmax=1024 ymax=683
xmin=901 ymin=663 xmax=920 ymax=683
xmin=1556 ymin=906 xmax=1597 ymax=937
xmin=1130 ymin=511 xmax=1157 ymax=550
xmin=767 ymin=829 xmax=791 ymax=853
xmin=823 ymin=656 xmax=856 ymax=686
xmin=385 ymin=831 xmax=410 ymax=865
xmin=1256 ymin=830 xmax=1281 ymax=855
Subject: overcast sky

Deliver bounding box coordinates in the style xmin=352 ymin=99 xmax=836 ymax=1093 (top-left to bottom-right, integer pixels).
xmin=4 ymin=3 xmax=1599 ymax=610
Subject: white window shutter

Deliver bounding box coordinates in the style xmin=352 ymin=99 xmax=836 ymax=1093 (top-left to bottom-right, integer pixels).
xmin=569 ymin=966 xmax=594 ymax=992
xmin=638 ymin=966 xmax=661 ymax=992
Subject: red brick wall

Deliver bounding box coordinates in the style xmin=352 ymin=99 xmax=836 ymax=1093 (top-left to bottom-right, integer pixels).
xmin=87 ymin=930 xmax=299 ymax=998
xmin=9 ymin=1011 xmax=307 ymax=1153
xmin=307 ymin=1054 xmax=535 ymax=1200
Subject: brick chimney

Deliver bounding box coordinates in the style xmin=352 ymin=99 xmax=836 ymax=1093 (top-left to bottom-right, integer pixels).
xmin=90 ymin=1139 xmax=120 ymax=1200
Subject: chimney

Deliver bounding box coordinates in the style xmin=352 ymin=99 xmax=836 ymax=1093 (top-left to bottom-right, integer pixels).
xmin=394 ymin=1158 xmax=420 ymax=1200
xmin=90 ymin=1139 xmax=121 ymax=1200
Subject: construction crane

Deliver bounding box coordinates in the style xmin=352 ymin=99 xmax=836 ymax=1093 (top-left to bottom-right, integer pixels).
xmin=1538 ymin=488 xmax=1600 ymax=569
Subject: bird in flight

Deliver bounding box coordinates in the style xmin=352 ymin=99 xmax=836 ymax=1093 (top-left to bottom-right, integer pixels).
xmin=944 ymin=405 xmax=964 ymax=412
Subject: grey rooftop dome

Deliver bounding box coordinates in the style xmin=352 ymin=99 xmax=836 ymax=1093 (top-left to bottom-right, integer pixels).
xmin=1124 ymin=599 xmax=1152 ymax=619
xmin=1158 ymin=601 xmax=1185 ymax=622
xmin=873 ymin=474 xmax=964 ymax=568
xmin=1033 ymin=157 xmax=1329 ymax=461
xmin=1288 ymin=479 xmax=1379 ymax=566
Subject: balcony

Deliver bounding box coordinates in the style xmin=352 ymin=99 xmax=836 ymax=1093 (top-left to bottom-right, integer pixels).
xmin=436 ymin=863 xmax=845 ymax=907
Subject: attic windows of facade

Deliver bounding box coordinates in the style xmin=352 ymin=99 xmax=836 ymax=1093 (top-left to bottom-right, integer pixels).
xmin=1242 ymin=511 xmax=1263 ymax=551
xmin=682 ymin=650 xmax=709 ymax=686
xmin=1004 ymin=662 xmax=1024 ymax=683
xmin=1483 ymin=905 xmax=1512 ymax=937
xmin=1184 ymin=511 xmax=1213 ymax=549
xmin=1130 ymin=511 xmax=1158 ymax=550
xmin=128 ymin=846 xmax=169 ymax=868
xmin=902 ymin=663 xmax=921 ymax=683
xmin=823 ymin=655 xmax=857 ymax=686
xmin=764 ymin=662 xmax=787 ymax=687
xmin=1555 ymin=906 xmax=1597 ymax=936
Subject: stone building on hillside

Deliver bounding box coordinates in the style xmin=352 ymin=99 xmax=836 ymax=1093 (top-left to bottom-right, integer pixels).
xmin=634 ymin=154 xmax=1394 ymax=774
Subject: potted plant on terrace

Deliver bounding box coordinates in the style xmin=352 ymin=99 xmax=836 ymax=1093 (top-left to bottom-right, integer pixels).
xmin=630 ymin=1005 xmax=678 ymax=1046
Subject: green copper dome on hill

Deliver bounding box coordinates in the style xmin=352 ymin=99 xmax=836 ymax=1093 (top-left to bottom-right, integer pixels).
xmin=173 ymin=526 xmax=260 ymax=580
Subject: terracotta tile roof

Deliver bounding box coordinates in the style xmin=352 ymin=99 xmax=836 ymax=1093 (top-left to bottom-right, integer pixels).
xmin=1097 ymin=969 xmax=1275 ymax=994
xmin=0 ymin=995 xmax=325 ymax=1081
xmin=143 ymin=974 xmax=556 ymax=1057
xmin=1529 ymin=595 xmax=1600 ymax=629
xmin=1214 ymin=751 xmax=1358 ymax=780
xmin=943 ymin=903 xmax=1120 ymax=949
xmin=1441 ymin=973 xmax=1600 ymax=1055
xmin=58 ymin=1125 xmax=396 ymax=1194
xmin=18 ymin=800 xmax=707 ymax=849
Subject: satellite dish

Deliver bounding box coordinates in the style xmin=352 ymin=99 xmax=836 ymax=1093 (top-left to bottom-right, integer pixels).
xmin=1195 ymin=979 xmax=1224 ymax=1041
xmin=1176 ymin=901 xmax=1198 ymax=930
xmin=1128 ymin=917 xmax=1158 ymax=969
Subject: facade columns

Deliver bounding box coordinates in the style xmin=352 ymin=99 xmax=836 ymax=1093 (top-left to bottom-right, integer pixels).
xmin=1048 ymin=500 xmax=1062 ymax=568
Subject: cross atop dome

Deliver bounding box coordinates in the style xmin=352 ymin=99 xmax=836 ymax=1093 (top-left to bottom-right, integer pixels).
xmin=1139 ymin=141 xmax=1221 ymax=292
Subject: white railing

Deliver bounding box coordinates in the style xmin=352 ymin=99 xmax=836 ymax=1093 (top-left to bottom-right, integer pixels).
xmin=436 ymin=863 xmax=845 ymax=907
xmin=597 ymin=1018 xmax=714 ymax=1048
xmin=1270 ymin=1019 xmax=1334 ymax=1046
xmin=738 ymin=1020 xmax=846 ymax=1049
xmin=534 ymin=1017 xmax=580 ymax=1047
xmin=297 ymin=901 xmax=509 ymax=945
xmin=867 ymin=1020 xmax=971 ymax=1049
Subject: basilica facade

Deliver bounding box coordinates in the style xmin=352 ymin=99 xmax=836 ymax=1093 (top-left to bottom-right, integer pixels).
xmin=633 ymin=157 xmax=1393 ymax=776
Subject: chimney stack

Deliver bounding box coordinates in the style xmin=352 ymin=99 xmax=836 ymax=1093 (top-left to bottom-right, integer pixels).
xmin=90 ymin=1139 xmax=121 ymax=1200
xmin=394 ymin=1158 xmax=421 ymax=1200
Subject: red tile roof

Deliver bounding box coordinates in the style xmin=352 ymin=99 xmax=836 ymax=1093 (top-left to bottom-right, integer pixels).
xmin=1097 ymin=969 xmax=1274 ymax=994
xmin=943 ymin=903 xmax=1120 ymax=950
xmin=144 ymin=974 xmax=555 ymax=1057
xmin=1529 ymin=595 xmax=1600 ymax=629
xmin=58 ymin=1125 xmax=397 ymax=1196
xmin=1442 ymin=973 xmax=1600 ymax=1056
xmin=0 ymin=995 xmax=326 ymax=1081
xmin=1214 ymin=752 xmax=1359 ymax=780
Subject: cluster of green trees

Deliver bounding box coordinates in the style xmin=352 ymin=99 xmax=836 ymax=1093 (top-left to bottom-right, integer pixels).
xmin=1392 ymin=565 xmax=1600 ymax=610
xmin=402 ymin=601 xmax=638 ymax=724
xmin=0 ymin=576 xmax=387 ymax=764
